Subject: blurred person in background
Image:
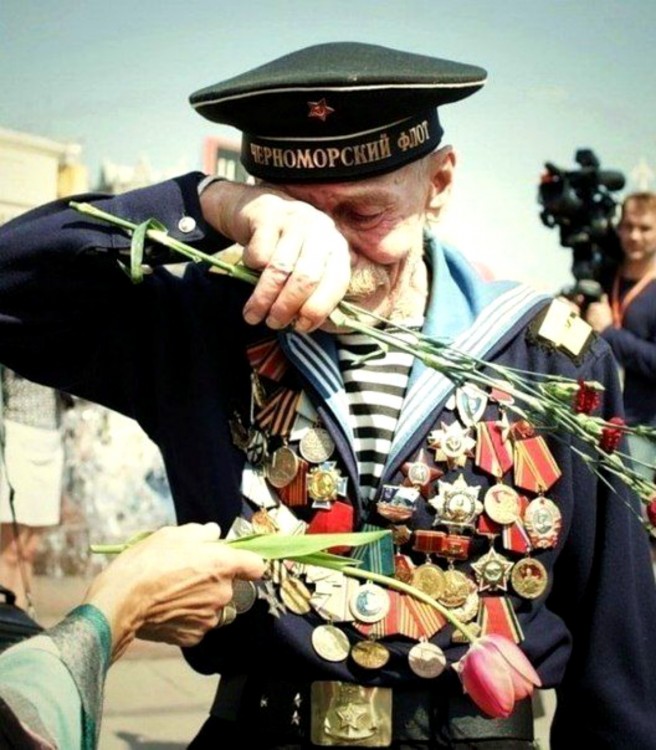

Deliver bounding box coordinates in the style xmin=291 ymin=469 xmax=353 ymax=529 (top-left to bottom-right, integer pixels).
xmin=585 ymin=193 xmax=656 ymax=479
xmin=0 ymin=369 xmax=67 ymax=612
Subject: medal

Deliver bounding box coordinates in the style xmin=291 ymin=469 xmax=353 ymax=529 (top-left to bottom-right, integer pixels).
xmin=230 ymin=579 xmax=257 ymax=614
xmin=251 ymin=508 xmax=279 ymax=534
xmin=245 ymin=428 xmax=269 ymax=467
xmin=430 ymin=475 xmax=483 ymax=528
xmin=266 ymin=445 xmax=300 ymax=488
xmin=403 ymin=597 xmax=446 ymax=639
xmin=280 ymin=577 xmax=312 ymax=615
xmin=350 ymin=583 xmax=391 ymax=624
xmin=311 ymin=624 xmax=350 ymax=662
xmin=524 ymin=496 xmax=562 ymax=549
xmin=455 ymin=383 xmax=488 ymax=426
xmin=471 ymin=547 xmax=513 ymax=592
xmin=307 ymin=501 xmax=354 ymax=553
xmin=308 ymin=461 xmax=347 ymax=507
xmin=452 ymin=622 xmax=482 ymax=644
xmin=408 ymin=641 xmax=447 ymax=678
xmin=256 ymin=387 xmax=301 ymax=438
xmin=401 ymin=448 xmax=442 ymax=498
xmin=439 ymin=569 xmax=471 ymax=609
xmin=428 ymin=422 xmax=476 ymax=469
xmin=411 ymin=562 xmax=446 ymax=599
xmin=511 ymin=557 xmax=549 ymax=599
xmin=376 ymin=485 xmax=418 ymax=522
xmin=449 ymin=588 xmax=479 ymax=624
xmin=483 ymin=484 xmax=521 ymax=525
xmin=299 ymin=426 xmax=335 ymax=463
xmin=257 ymin=579 xmax=287 ymax=618
xmin=246 ymin=337 xmax=289 ymax=382
xmin=310 ymin=575 xmax=358 ymax=622
xmin=229 ymin=412 xmax=249 ymax=451
xmin=350 ymin=640 xmax=390 ymax=670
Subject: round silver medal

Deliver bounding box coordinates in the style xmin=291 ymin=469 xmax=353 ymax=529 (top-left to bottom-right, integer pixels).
xmin=311 ymin=624 xmax=350 ymax=662
xmin=299 ymin=427 xmax=335 ymax=463
xmin=230 ymin=579 xmax=257 ymax=614
xmin=408 ymin=641 xmax=447 ymax=678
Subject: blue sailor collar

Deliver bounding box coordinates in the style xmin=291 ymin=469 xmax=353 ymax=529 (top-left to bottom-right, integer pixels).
xmin=278 ymin=235 xmax=549 ymax=483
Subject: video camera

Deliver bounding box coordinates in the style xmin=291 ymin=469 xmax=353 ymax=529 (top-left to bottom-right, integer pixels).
xmin=538 ymin=148 xmax=625 ymax=305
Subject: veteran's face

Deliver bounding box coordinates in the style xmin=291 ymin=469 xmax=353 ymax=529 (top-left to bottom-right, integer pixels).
xmin=277 ymin=147 xmax=455 ymax=321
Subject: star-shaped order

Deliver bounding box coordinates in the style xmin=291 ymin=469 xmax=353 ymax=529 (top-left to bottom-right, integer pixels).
xmin=471 ymin=546 xmax=514 ymax=592
xmin=401 ymin=448 xmax=442 ymax=498
xmin=428 ymin=422 xmax=476 ymax=469
xmin=257 ymin=579 xmax=287 ymax=618
xmin=429 ymin=474 xmax=483 ymax=528
xmin=307 ymin=98 xmax=335 ymax=121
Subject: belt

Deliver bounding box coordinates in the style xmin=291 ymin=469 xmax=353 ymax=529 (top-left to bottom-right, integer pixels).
xmin=211 ymin=673 xmax=534 ymax=748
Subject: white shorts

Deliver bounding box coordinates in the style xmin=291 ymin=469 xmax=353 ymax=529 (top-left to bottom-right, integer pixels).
xmin=0 ymin=420 xmax=64 ymax=527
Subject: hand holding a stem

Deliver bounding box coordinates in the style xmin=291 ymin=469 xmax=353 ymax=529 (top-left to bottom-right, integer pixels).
xmin=200 ymin=180 xmax=350 ymax=333
xmin=83 ymin=523 xmax=265 ymax=661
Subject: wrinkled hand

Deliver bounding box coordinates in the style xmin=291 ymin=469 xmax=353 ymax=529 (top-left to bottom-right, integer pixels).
xmin=83 ymin=523 xmax=265 ymax=660
xmin=201 ymin=181 xmax=350 ymax=332
xmin=585 ymin=294 xmax=613 ymax=332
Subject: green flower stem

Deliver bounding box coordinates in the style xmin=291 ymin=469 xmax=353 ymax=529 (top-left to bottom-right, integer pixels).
xmin=341 ymin=565 xmax=478 ymax=644
xmin=69 ymin=201 xmax=260 ymax=286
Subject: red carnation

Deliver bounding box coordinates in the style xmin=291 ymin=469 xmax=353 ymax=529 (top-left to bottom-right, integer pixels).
xmin=646 ymin=499 xmax=656 ymax=528
xmin=574 ymin=379 xmax=602 ymax=415
xmin=599 ymin=417 xmax=625 ymax=453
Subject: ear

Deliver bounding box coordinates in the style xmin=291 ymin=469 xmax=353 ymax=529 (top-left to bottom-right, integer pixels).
xmin=425 ymin=146 xmax=456 ymax=220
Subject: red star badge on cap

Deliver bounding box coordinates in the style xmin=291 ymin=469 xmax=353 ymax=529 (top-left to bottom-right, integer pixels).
xmin=307 ymin=98 xmax=335 ymax=121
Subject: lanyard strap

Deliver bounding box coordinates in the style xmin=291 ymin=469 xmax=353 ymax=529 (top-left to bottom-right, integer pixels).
xmin=611 ymin=272 xmax=656 ymax=328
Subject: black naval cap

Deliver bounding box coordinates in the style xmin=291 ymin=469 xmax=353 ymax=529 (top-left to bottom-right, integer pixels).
xmin=190 ymin=42 xmax=487 ymax=183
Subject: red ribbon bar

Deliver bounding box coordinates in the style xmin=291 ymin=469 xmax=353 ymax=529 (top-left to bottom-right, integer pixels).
xmin=513 ymin=436 xmax=561 ymax=493
xmin=307 ymin=500 xmax=354 ymax=553
xmin=412 ymin=530 xmax=445 ymax=555
xmin=436 ymin=534 xmax=472 ymax=561
xmin=404 ymin=597 xmax=446 ymax=639
xmin=246 ymin=338 xmax=289 ymax=382
xmin=354 ymin=590 xmax=401 ymax=638
xmin=475 ymin=421 xmax=513 ymax=478
xmin=256 ymin=387 xmax=301 ymax=436
xmin=477 ymin=596 xmax=524 ymax=643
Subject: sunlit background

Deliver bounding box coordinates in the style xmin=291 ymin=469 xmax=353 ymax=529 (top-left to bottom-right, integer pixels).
xmin=2 ymin=0 xmax=655 ymax=292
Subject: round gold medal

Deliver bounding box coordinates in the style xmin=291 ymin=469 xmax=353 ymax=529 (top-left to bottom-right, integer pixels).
xmin=439 ymin=569 xmax=471 ymax=608
xmin=411 ymin=563 xmax=446 ymax=599
xmin=266 ymin=446 xmax=299 ymax=488
xmin=311 ymin=624 xmax=350 ymax=662
xmin=511 ymin=557 xmax=548 ymax=599
xmin=350 ymin=640 xmax=390 ymax=670
xmin=299 ymin=427 xmax=335 ymax=463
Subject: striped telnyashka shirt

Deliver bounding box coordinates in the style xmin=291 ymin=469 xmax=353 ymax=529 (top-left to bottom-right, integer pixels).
xmin=336 ymin=327 xmax=420 ymax=503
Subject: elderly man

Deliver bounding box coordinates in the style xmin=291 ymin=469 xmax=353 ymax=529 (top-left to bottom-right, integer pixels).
xmin=0 ymin=43 xmax=654 ymax=748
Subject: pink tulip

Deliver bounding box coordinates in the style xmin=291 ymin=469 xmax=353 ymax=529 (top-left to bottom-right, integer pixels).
xmin=453 ymin=634 xmax=542 ymax=718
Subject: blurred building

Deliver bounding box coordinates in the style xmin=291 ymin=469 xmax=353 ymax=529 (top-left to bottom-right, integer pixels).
xmin=0 ymin=126 xmax=88 ymax=225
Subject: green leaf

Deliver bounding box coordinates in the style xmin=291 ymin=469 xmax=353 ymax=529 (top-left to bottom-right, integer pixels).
xmin=225 ymin=530 xmax=389 ymax=560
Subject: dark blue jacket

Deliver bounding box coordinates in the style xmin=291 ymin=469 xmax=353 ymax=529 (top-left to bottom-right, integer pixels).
xmin=0 ymin=173 xmax=654 ymax=748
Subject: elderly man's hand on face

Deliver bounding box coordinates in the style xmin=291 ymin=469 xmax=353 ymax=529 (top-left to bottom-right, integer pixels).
xmin=201 ymin=181 xmax=351 ymax=333
xmin=83 ymin=523 xmax=265 ymax=661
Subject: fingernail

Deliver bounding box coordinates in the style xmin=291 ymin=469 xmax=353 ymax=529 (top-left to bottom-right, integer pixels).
xmin=243 ymin=307 xmax=258 ymax=325
xmin=266 ymin=316 xmax=284 ymax=330
xmin=294 ymin=317 xmax=310 ymax=333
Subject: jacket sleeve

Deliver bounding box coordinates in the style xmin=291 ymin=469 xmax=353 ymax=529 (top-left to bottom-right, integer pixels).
xmin=601 ymin=324 xmax=656 ymax=378
xmin=547 ymin=343 xmax=656 ymax=747
xmin=0 ymin=172 xmax=231 ymax=413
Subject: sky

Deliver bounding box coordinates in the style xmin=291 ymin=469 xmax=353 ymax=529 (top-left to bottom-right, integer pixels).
xmin=1 ymin=0 xmax=655 ymax=292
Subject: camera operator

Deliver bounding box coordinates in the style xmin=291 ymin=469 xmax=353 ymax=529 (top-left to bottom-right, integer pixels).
xmin=585 ymin=192 xmax=656 ymax=479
